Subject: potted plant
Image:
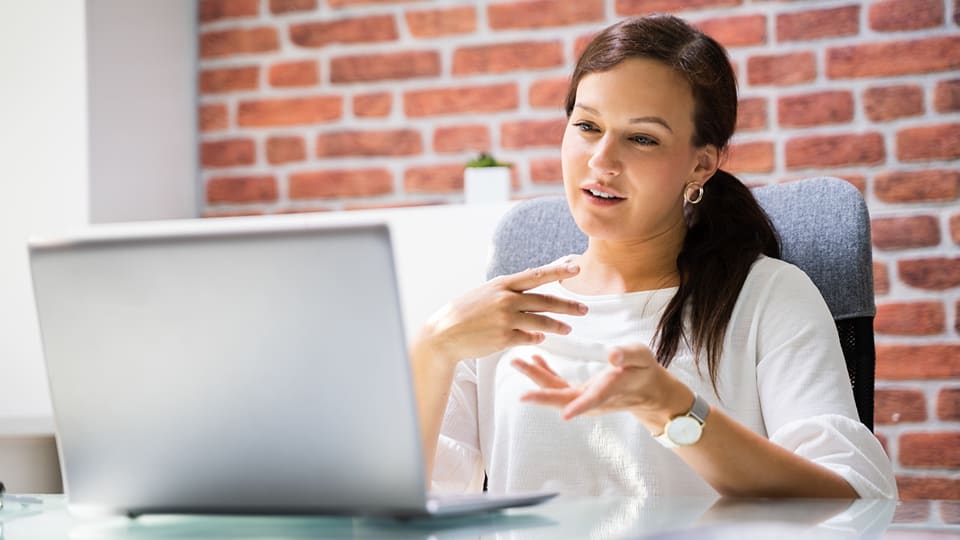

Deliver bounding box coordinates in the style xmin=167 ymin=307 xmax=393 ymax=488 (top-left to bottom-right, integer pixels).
xmin=464 ymin=152 xmax=511 ymax=204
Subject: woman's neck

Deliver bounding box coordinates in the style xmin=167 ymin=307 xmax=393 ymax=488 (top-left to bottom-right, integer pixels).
xmin=563 ymin=217 xmax=685 ymax=295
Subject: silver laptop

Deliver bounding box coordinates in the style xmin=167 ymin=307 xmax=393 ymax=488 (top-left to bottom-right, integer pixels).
xmin=28 ymin=218 xmax=555 ymax=518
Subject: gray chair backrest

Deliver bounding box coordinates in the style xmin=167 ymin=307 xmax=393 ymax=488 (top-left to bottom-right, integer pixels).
xmin=487 ymin=177 xmax=876 ymax=430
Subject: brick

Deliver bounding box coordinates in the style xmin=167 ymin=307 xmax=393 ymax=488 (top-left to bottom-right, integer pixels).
xmin=501 ymin=118 xmax=566 ymax=149
xmin=206 ymin=175 xmax=277 ymax=204
xmin=328 ymin=0 xmax=410 ymax=6
xmin=201 ymin=138 xmax=255 ymax=167
xmin=696 ymin=15 xmax=766 ymax=48
xmin=615 ymin=0 xmax=742 ymax=15
xmin=944 ymin=501 xmax=960 ymax=523
xmin=530 ymin=158 xmax=562 ymax=184
xmin=199 ymin=104 xmax=228 ymax=132
xmin=200 ymin=27 xmax=278 ymax=58
xmin=872 ymin=216 xmax=940 ymax=250
xmin=238 ymin=96 xmax=341 ymax=127
xmin=453 ymin=42 xmax=564 ymax=76
xmin=875 ymin=389 xmax=928 ymax=425
xmin=893 ymin=500 xmax=930 ymax=522
xmin=776 ymin=5 xmax=859 ymax=42
xmin=869 ymin=0 xmax=943 ymax=31
xmin=900 ymin=432 xmax=960 ymax=468
xmin=269 ymin=0 xmax=315 ymax=14
xmin=725 ymin=141 xmax=774 ymax=173
xmin=266 ymin=136 xmax=306 ymax=165
xmin=875 ymin=170 xmax=960 ymax=203
xmin=863 ymin=85 xmax=924 ymax=123
xmin=331 ymin=51 xmax=440 ymax=84
xmin=530 ymin=77 xmax=569 ymax=110
xmin=895 ymin=476 xmax=960 ymax=500
xmin=433 ymin=125 xmax=490 ymax=154
xmin=938 ymin=388 xmax=960 ymax=421
xmin=488 ymin=0 xmax=604 ymax=30
xmin=290 ymin=15 xmax=397 ymax=48
xmin=199 ymin=0 xmax=258 ymax=22
xmin=897 ymin=123 xmax=960 ymax=162
xmin=873 ymin=262 xmax=889 ymax=295
xmin=953 ymin=214 xmax=960 ymax=245
xmin=268 ymin=61 xmax=318 ymax=88
xmin=315 ymin=129 xmax=421 ymax=158
xmin=875 ymin=301 xmax=945 ymax=336
xmin=778 ymin=91 xmax=853 ymax=128
xmin=289 ymin=169 xmax=393 ymax=199
xmin=828 ymin=36 xmax=960 ymax=78
xmin=876 ymin=344 xmax=960 ymax=379
xmin=404 ymin=83 xmax=518 ymax=117
xmin=405 ymin=7 xmax=476 ymax=38
xmin=747 ymin=52 xmax=816 ymax=86
xmin=736 ymin=98 xmax=766 ymax=131
xmin=898 ymin=258 xmax=960 ymax=290
xmin=935 ymin=79 xmax=960 ymax=112
xmin=785 ymin=133 xmax=884 ymax=170
xmin=574 ymin=34 xmax=595 ymax=60
xmin=353 ymin=93 xmax=391 ymax=118
xmin=200 ymin=67 xmax=258 ymax=94
xmin=404 ymin=164 xmax=465 ymax=193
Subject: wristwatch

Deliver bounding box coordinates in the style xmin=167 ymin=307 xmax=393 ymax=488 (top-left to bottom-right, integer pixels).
xmin=655 ymin=393 xmax=710 ymax=449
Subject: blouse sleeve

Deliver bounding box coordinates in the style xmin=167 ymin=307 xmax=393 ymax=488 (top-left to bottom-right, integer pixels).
xmin=430 ymin=358 xmax=486 ymax=494
xmin=753 ymin=263 xmax=897 ymax=499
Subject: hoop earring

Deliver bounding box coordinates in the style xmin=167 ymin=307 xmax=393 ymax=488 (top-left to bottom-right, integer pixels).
xmin=684 ymin=182 xmax=704 ymax=205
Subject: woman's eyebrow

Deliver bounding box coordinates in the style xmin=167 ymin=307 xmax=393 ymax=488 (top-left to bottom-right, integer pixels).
xmin=574 ymin=103 xmax=674 ymax=133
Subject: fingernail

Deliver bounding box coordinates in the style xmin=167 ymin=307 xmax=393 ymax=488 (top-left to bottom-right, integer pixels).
xmin=611 ymin=349 xmax=624 ymax=366
xmin=560 ymin=324 xmax=572 ymax=334
xmin=577 ymin=303 xmax=588 ymax=314
xmin=565 ymin=263 xmax=579 ymax=273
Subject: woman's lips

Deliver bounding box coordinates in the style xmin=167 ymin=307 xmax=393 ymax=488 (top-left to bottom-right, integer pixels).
xmin=581 ymin=185 xmax=626 ymax=206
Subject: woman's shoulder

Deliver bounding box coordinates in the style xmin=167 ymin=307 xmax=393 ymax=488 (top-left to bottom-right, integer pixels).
xmin=741 ymin=255 xmax=826 ymax=308
xmin=746 ymin=255 xmax=811 ymax=286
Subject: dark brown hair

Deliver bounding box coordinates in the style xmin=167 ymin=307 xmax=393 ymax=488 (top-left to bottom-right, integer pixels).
xmin=566 ymin=15 xmax=780 ymax=389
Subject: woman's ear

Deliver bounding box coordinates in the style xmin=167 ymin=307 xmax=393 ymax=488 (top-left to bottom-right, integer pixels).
xmin=692 ymin=145 xmax=720 ymax=185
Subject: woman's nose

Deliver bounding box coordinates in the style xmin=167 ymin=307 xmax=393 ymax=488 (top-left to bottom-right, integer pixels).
xmin=587 ymin=135 xmax=621 ymax=178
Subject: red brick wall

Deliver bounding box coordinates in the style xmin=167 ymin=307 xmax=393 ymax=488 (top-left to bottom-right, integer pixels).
xmin=198 ymin=0 xmax=960 ymax=498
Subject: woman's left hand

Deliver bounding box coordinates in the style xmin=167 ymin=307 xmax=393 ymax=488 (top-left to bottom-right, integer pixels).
xmin=511 ymin=344 xmax=691 ymax=430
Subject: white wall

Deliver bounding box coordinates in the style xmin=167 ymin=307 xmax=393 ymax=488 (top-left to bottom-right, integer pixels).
xmin=87 ymin=0 xmax=198 ymax=223
xmin=0 ymin=0 xmax=198 ymax=423
xmin=0 ymin=1 xmax=89 ymax=420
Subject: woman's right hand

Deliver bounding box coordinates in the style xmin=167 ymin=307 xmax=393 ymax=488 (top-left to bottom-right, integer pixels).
xmin=416 ymin=261 xmax=589 ymax=366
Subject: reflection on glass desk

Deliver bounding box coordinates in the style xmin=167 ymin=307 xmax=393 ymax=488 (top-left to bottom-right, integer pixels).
xmin=0 ymin=495 xmax=958 ymax=539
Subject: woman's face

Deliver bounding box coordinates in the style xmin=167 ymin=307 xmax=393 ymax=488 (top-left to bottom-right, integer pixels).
xmin=561 ymin=57 xmax=715 ymax=244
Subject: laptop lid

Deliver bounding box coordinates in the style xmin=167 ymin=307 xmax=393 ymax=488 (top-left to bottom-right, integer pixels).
xmin=29 ymin=219 xmax=431 ymax=517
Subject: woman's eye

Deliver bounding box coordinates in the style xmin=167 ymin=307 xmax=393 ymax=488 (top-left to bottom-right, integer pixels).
xmin=630 ymin=135 xmax=657 ymax=146
xmin=573 ymin=121 xmax=597 ymax=132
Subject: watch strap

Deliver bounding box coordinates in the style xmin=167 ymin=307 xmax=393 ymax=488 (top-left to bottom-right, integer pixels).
xmin=654 ymin=393 xmax=709 ymax=449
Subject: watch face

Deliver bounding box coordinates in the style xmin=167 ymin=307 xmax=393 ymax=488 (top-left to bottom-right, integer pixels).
xmin=666 ymin=416 xmax=703 ymax=446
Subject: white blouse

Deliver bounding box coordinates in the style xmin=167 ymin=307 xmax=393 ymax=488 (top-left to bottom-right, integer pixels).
xmin=432 ymin=256 xmax=897 ymax=498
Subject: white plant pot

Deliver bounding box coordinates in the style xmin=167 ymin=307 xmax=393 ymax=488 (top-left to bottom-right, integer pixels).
xmin=464 ymin=166 xmax=511 ymax=205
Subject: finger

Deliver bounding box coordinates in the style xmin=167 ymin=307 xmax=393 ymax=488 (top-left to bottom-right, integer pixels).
xmin=515 ymin=293 xmax=588 ymax=317
xmin=506 ymin=262 xmax=580 ymax=292
xmin=531 ymin=355 xmax=559 ymax=377
xmin=505 ymin=329 xmax=545 ymax=348
xmin=561 ymin=373 xmax=618 ymax=420
xmin=511 ymin=358 xmax=567 ymax=389
xmin=520 ymin=388 xmax=580 ymax=408
xmin=608 ymin=344 xmax=656 ymax=368
xmin=512 ymin=312 xmax=573 ymax=336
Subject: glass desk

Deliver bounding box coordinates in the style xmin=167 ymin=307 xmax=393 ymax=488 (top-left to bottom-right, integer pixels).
xmin=0 ymin=495 xmax=957 ymax=539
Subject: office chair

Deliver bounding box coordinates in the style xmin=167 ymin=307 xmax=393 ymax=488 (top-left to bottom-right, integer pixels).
xmin=486 ymin=177 xmax=876 ymax=431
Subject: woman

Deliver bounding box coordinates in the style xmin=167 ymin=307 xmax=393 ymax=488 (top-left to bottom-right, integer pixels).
xmin=410 ymin=15 xmax=896 ymax=499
